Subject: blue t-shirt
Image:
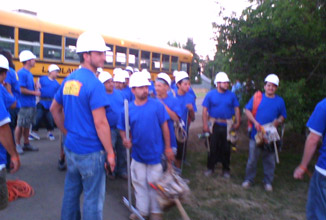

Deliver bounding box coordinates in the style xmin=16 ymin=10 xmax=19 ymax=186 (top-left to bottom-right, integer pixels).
xmin=202 ymin=89 xmax=239 ymax=124
xmin=171 ymin=86 xmax=197 ymax=101
xmin=121 ymin=86 xmax=134 ymax=102
xmin=306 ymin=98 xmax=326 ymax=170
xmin=54 ymin=68 xmax=110 ymax=154
xmin=5 ymin=67 xmax=21 ymax=108
xmin=0 ymin=87 xmax=15 ymax=165
xmin=175 ymin=92 xmax=197 ymax=129
xmin=158 ymin=95 xmax=182 ymax=149
xmin=17 ymin=67 xmax=36 ymax=107
xmin=149 ymin=81 xmax=156 ymax=97
xmin=117 ymin=98 xmax=169 ymax=164
xmin=246 ymin=93 xmax=287 ymax=139
xmin=105 ymin=89 xmax=124 ymax=129
xmin=39 ymin=76 xmax=60 ymax=109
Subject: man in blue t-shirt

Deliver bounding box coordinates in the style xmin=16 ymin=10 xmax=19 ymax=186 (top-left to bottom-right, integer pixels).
xmin=174 ymin=71 xmax=197 ymax=169
xmin=202 ymin=72 xmax=240 ymax=178
xmin=15 ymin=50 xmax=40 ymax=154
xmin=98 ymin=71 xmax=127 ymax=179
xmin=50 ymin=32 xmax=115 ymax=220
xmin=118 ymin=72 xmax=174 ymax=220
xmin=242 ymin=74 xmax=287 ymax=192
xmin=0 ymin=55 xmax=20 ymax=210
xmin=294 ymin=98 xmax=326 ymax=219
xmin=30 ymin=64 xmax=60 ymax=141
xmin=154 ymin=72 xmax=182 ymax=155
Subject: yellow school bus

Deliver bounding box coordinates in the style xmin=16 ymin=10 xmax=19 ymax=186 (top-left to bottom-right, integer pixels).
xmin=0 ymin=9 xmax=193 ymax=83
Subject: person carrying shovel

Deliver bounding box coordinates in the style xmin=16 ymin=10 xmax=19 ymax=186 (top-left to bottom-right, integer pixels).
xmin=118 ymin=72 xmax=175 ymax=220
xmin=242 ymin=74 xmax=286 ymax=192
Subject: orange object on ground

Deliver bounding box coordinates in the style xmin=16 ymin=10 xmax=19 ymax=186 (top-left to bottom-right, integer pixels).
xmin=7 ymin=180 xmax=34 ymax=202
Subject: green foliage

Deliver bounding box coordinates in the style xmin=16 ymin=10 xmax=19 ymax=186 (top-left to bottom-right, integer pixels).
xmin=207 ymin=0 xmax=326 ymax=133
xmin=183 ymin=38 xmax=201 ymax=84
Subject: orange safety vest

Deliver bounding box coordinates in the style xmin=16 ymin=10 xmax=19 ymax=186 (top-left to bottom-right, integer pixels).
xmin=248 ymin=91 xmax=262 ymax=131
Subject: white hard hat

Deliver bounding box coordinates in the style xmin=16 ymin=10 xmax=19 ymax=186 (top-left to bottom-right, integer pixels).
xmin=173 ymin=70 xmax=179 ymax=77
xmin=97 ymin=67 xmax=103 ymax=73
xmin=156 ymin=72 xmax=171 ymax=86
xmin=113 ymin=68 xmax=122 ymax=75
xmin=129 ymin=72 xmax=151 ymax=88
xmin=265 ymin=73 xmax=279 ymax=86
xmin=133 ymin=68 xmax=139 ymax=73
xmin=125 ymin=66 xmax=133 ymax=74
xmin=19 ymin=50 xmax=36 ymax=62
xmin=0 ymin=55 xmax=9 ymax=70
xmin=76 ymin=31 xmax=110 ymax=53
xmin=113 ymin=72 xmax=126 ymax=83
xmin=141 ymin=69 xmax=151 ymax=80
xmin=121 ymin=70 xmax=130 ymax=79
xmin=48 ymin=64 xmax=60 ymax=73
xmin=175 ymin=71 xmax=189 ymax=84
xmin=214 ymin=72 xmax=230 ymax=85
xmin=98 ymin=71 xmax=112 ymax=83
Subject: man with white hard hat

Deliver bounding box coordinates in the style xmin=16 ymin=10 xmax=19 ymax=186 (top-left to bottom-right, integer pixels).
xmin=125 ymin=66 xmax=134 ymax=76
xmin=174 ymin=71 xmax=197 ymax=168
xmin=98 ymin=71 xmax=127 ymax=180
xmin=50 ymin=31 xmax=115 ymax=220
xmin=242 ymin=73 xmax=286 ymax=192
xmin=30 ymin=64 xmax=60 ymax=141
xmin=155 ymin=72 xmax=182 ymax=156
xmin=202 ymin=72 xmax=240 ymax=178
xmin=15 ymin=50 xmax=40 ymax=154
xmin=114 ymin=70 xmax=134 ymax=101
xmin=0 ymin=54 xmax=20 ymax=210
xmin=118 ymin=72 xmax=174 ymax=220
xmin=141 ymin=69 xmax=156 ymax=97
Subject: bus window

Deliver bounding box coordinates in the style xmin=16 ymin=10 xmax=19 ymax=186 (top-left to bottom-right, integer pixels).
xmin=0 ymin=24 xmax=15 ymax=55
xmin=129 ymin=49 xmax=139 ymax=68
xmin=171 ymin=56 xmax=178 ymax=71
xmin=115 ymin=46 xmax=126 ymax=67
xmin=152 ymin=52 xmax=160 ymax=71
xmin=140 ymin=51 xmax=150 ymax=70
xmin=181 ymin=62 xmax=189 ymax=73
xmin=65 ymin=37 xmax=79 ymax=62
xmin=105 ymin=44 xmax=113 ymax=66
xmin=18 ymin=28 xmax=40 ymax=57
xmin=43 ymin=32 xmax=61 ymax=60
xmin=162 ymin=54 xmax=170 ymax=72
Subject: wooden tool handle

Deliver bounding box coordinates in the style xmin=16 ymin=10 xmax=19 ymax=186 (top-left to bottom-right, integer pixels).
xmin=174 ymin=198 xmax=190 ymax=220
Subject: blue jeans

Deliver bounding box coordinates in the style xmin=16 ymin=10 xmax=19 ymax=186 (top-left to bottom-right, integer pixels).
xmin=306 ymin=170 xmax=326 ymax=220
xmin=33 ymin=103 xmax=55 ymax=131
xmin=61 ymin=147 xmax=106 ymax=220
xmin=111 ymin=128 xmax=127 ymax=176
xmin=244 ymin=139 xmax=276 ymax=184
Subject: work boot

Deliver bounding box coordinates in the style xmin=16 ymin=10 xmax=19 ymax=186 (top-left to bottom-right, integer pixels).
xmin=23 ymin=143 xmax=39 ymax=152
xmin=264 ymin=183 xmax=273 ymax=192
xmin=150 ymin=213 xmax=163 ymax=220
xmin=242 ymin=180 xmax=251 ymax=189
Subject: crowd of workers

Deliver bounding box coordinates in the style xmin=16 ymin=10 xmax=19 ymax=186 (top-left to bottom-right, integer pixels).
xmin=0 ymin=31 xmax=325 ymax=220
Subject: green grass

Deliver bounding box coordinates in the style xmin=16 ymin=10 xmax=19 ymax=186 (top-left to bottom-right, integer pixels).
xmin=164 ymin=133 xmax=312 ymax=220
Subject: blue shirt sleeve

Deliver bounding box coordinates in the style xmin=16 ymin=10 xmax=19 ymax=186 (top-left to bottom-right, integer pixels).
xmin=54 ymin=82 xmax=64 ymax=105
xmin=307 ymin=99 xmax=326 ymax=136
xmin=245 ymin=96 xmax=254 ymax=111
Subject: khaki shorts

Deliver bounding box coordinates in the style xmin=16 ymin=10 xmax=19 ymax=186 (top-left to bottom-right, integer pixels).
xmin=17 ymin=107 xmax=36 ymax=128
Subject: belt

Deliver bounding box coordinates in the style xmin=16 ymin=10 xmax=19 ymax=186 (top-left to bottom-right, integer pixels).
xmin=210 ymin=117 xmax=227 ymax=124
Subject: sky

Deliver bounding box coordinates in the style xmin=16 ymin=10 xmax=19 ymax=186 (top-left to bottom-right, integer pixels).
xmin=3 ymin=0 xmax=252 ymax=59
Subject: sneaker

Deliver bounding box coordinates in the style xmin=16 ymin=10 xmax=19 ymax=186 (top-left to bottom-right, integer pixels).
xmin=28 ymin=135 xmax=35 ymax=141
xmin=48 ymin=132 xmax=55 ymax=141
xmin=29 ymin=131 xmax=40 ymax=140
xmin=264 ymin=183 xmax=273 ymax=192
xmin=23 ymin=143 xmax=39 ymax=151
xmin=204 ymin=169 xmax=213 ymax=177
xmin=16 ymin=144 xmax=24 ymax=155
xmin=222 ymin=171 xmax=231 ymax=179
xmin=242 ymin=180 xmax=251 ymax=189
xmin=58 ymin=159 xmax=66 ymax=171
